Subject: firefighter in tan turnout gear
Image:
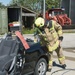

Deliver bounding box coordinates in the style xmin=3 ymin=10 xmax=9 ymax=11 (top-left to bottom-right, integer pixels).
xmin=34 ymin=15 xmax=66 ymax=72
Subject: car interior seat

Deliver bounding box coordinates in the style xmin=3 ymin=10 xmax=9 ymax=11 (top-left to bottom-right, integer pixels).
xmin=0 ymin=35 xmax=19 ymax=75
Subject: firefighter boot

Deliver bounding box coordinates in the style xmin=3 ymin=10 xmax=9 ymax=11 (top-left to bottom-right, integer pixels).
xmin=48 ymin=65 xmax=52 ymax=72
xmin=48 ymin=61 xmax=53 ymax=72
xmin=62 ymin=64 xmax=66 ymax=69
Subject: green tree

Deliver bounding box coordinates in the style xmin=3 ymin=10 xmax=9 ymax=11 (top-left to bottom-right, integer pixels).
xmin=10 ymin=0 xmax=42 ymax=13
xmin=10 ymin=0 xmax=60 ymax=12
xmin=0 ymin=2 xmax=5 ymax=6
xmin=46 ymin=0 xmax=60 ymax=10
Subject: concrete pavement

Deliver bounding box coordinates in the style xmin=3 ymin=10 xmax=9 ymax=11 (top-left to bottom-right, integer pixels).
xmin=46 ymin=48 xmax=75 ymax=75
xmin=61 ymin=33 xmax=75 ymax=48
xmin=47 ymin=33 xmax=75 ymax=75
xmin=23 ymin=33 xmax=75 ymax=48
xmin=23 ymin=33 xmax=75 ymax=75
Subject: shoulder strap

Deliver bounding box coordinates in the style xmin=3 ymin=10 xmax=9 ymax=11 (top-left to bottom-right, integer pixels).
xmin=47 ymin=20 xmax=53 ymax=29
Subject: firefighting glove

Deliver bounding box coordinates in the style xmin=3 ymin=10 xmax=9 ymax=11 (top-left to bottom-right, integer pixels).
xmin=59 ymin=36 xmax=63 ymax=41
xmin=38 ymin=26 xmax=45 ymax=34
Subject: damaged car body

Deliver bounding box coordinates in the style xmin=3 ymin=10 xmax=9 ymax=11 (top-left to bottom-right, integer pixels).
xmin=0 ymin=31 xmax=49 ymax=75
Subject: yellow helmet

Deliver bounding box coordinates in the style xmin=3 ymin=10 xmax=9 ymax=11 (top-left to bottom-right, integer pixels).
xmin=35 ymin=17 xmax=44 ymax=27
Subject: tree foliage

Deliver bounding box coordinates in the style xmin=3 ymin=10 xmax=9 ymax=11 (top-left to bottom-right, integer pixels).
xmin=9 ymin=0 xmax=60 ymax=12
xmin=46 ymin=0 xmax=60 ymax=10
xmin=0 ymin=2 xmax=5 ymax=6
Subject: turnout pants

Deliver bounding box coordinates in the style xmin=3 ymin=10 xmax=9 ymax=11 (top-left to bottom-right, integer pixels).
xmin=49 ymin=45 xmax=65 ymax=68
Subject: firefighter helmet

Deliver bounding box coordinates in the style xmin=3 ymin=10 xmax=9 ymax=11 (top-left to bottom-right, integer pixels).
xmin=35 ymin=17 xmax=44 ymax=27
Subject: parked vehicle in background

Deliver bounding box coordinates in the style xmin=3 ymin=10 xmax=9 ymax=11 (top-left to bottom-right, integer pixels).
xmin=45 ymin=8 xmax=72 ymax=26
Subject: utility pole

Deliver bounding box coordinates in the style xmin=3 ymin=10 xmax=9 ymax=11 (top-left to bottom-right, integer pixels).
xmin=43 ymin=0 xmax=45 ymax=19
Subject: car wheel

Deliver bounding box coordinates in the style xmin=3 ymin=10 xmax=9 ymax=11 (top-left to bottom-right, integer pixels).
xmin=34 ymin=58 xmax=47 ymax=75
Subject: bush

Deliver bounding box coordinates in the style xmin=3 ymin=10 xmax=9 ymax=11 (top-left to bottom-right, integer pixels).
xmin=22 ymin=28 xmax=34 ymax=34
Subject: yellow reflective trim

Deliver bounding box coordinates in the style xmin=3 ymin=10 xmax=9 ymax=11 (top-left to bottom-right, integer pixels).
xmin=49 ymin=60 xmax=53 ymax=65
xmin=34 ymin=38 xmax=37 ymax=43
xmin=34 ymin=40 xmax=37 ymax=43
xmin=47 ymin=40 xmax=59 ymax=51
xmin=58 ymin=56 xmax=65 ymax=61
xmin=58 ymin=30 xmax=63 ymax=36
xmin=44 ymin=38 xmax=47 ymax=41
xmin=53 ymin=32 xmax=58 ymax=38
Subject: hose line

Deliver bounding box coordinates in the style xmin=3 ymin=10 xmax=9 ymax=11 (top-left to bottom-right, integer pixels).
xmin=51 ymin=68 xmax=75 ymax=75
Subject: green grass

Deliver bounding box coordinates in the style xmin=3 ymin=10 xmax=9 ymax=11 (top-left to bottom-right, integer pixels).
xmin=22 ymin=28 xmax=34 ymax=34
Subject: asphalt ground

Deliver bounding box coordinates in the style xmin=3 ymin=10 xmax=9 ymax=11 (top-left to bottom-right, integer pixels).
xmin=23 ymin=33 xmax=75 ymax=75
xmin=46 ymin=48 xmax=75 ymax=75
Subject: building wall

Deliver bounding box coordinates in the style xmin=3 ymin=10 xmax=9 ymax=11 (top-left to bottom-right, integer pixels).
xmin=61 ymin=0 xmax=70 ymax=17
xmin=0 ymin=7 xmax=8 ymax=34
xmin=61 ymin=0 xmax=75 ymax=24
xmin=70 ymin=0 xmax=75 ymax=24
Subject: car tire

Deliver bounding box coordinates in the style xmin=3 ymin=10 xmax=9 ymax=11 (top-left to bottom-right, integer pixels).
xmin=34 ymin=58 xmax=47 ymax=75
